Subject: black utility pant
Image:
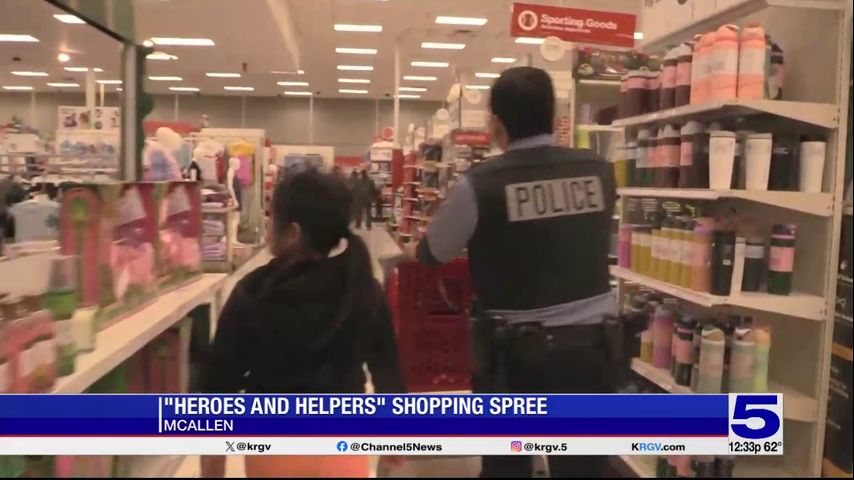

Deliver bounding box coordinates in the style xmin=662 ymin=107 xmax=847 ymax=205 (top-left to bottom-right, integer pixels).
xmin=475 ymin=322 xmax=609 ymax=478
xmin=353 ymin=203 xmax=372 ymax=229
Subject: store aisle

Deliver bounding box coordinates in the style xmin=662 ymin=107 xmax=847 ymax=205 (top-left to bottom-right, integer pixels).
xmin=354 ymin=226 xmax=403 ymax=283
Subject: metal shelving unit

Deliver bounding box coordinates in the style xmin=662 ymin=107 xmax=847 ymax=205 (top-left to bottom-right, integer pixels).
xmin=613 ymin=1 xmax=852 ymax=477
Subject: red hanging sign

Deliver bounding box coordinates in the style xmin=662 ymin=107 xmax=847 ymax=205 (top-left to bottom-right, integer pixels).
xmin=511 ymin=3 xmax=636 ymax=48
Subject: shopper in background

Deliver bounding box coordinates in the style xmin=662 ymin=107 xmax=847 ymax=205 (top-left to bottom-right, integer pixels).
xmin=200 ymin=170 xmax=404 ymax=478
xmin=352 ymin=169 xmax=376 ymax=230
xmin=408 ymin=66 xmax=617 ymax=478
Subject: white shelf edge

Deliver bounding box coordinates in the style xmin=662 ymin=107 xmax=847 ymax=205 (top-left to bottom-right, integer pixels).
xmin=611 ymin=99 xmax=838 ymax=129
xmin=609 ymin=266 xmax=826 ymax=321
xmin=577 ymin=78 xmax=621 ymax=87
xmin=631 ymin=359 xmax=818 ymax=422
xmin=51 ymin=273 xmax=228 ymax=394
xmin=616 ymin=188 xmax=834 ymax=217
xmin=577 ymin=124 xmax=624 ymax=133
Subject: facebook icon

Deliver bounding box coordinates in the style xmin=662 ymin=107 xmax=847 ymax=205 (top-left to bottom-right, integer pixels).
xmin=336 ymin=441 xmax=348 ymax=452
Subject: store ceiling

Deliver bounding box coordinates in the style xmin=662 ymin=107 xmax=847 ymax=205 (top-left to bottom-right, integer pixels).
xmin=0 ymin=0 xmax=640 ymax=101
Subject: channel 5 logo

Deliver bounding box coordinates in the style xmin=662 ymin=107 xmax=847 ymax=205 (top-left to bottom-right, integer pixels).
xmin=510 ymin=441 xmax=523 ymax=452
xmin=728 ymin=394 xmax=783 ymax=441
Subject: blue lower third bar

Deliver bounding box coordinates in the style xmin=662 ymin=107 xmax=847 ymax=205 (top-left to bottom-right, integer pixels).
xmin=0 ymin=394 xmax=729 ymax=437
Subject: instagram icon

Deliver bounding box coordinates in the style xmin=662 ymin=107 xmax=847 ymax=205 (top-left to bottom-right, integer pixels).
xmin=511 ymin=441 xmax=523 ymax=452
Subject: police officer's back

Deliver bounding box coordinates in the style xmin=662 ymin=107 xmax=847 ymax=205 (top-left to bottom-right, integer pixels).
xmin=413 ymin=67 xmax=616 ymax=478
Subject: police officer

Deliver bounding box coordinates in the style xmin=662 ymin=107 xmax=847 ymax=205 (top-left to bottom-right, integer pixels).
xmin=410 ymin=67 xmax=617 ymax=478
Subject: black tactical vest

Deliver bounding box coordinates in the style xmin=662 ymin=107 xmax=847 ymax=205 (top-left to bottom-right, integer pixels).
xmin=465 ymin=145 xmax=616 ymax=311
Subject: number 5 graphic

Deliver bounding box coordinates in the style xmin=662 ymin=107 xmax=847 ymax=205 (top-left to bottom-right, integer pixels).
xmin=731 ymin=395 xmax=781 ymax=439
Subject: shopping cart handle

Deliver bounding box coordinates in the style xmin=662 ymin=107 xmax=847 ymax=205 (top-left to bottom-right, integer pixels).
xmin=378 ymin=253 xmax=412 ymax=282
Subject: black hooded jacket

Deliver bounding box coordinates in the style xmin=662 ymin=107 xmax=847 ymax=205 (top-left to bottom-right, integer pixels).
xmin=202 ymin=244 xmax=404 ymax=394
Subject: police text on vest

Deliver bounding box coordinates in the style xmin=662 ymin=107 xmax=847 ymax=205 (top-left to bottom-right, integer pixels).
xmin=505 ymin=176 xmax=604 ymax=222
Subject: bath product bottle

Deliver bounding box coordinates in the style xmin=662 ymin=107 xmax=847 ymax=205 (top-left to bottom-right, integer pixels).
xmin=721 ymin=317 xmax=738 ymax=393
xmin=657 ymin=217 xmax=674 ymax=281
xmin=738 ymin=23 xmax=767 ymax=100
xmin=625 ymin=141 xmax=638 ymax=187
xmin=711 ymin=229 xmax=736 ymax=296
xmin=769 ymin=39 xmax=784 ymax=99
xmin=691 ymin=31 xmax=717 ymax=104
xmin=675 ymin=40 xmax=696 ymax=107
xmin=667 ymin=218 xmax=685 ymax=285
xmin=696 ymin=324 xmax=725 ymax=393
xmin=679 ymin=121 xmax=705 ymax=188
xmin=638 ymin=225 xmax=653 ymax=275
xmin=652 ymin=304 xmax=676 ymax=369
xmin=656 ymin=457 xmax=670 ymax=477
xmin=650 ymin=216 xmax=663 ymax=278
xmin=658 ymin=125 xmax=681 ymax=188
xmin=646 ymin=71 xmax=661 ymax=114
xmin=640 ymin=330 xmax=653 ymax=363
xmin=680 ymin=219 xmax=696 ymax=288
xmin=636 ymin=129 xmax=651 ymax=188
xmin=753 ymin=324 xmax=772 ymax=392
xmin=710 ymin=25 xmax=740 ymax=101
xmin=618 ymin=225 xmax=633 ymax=269
xmin=729 ymin=327 xmax=756 ymax=392
xmin=769 ymin=137 xmax=797 ymax=191
xmin=768 ymin=224 xmax=796 ymax=295
xmin=741 ymin=238 xmax=765 ymax=292
xmin=691 ymin=221 xmax=714 ymax=292
xmin=690 ymin=320 xmax=704 ymax=391
xmin=674 ymin=315 xmax=697 ymax=386
xmin=715 ymin=456 xmax=736 ymax=478
xmin=660 ymin=46 xmax=679 ymax=110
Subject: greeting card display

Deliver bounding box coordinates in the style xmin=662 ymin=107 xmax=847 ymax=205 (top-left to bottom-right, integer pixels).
xmin=158 ymin=181 xmax=202 ymax=287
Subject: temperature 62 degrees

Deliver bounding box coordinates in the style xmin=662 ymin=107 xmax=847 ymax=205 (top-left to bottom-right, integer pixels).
xmin=728 ymin=394 xmax=784 ymax=454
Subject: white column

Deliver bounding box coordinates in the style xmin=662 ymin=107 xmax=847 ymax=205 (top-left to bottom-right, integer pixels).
xmin=119 ymin=44 xmax=140 ymax=181
xmin=99 ymin=83 xmax=105 ymax=106
xmin=85 ymin=70 xmax=96 ymax=115
xmin=393 ymin=39 xmax=401 ymax=146
xmin=240 ymin=96 xmax=247 ymax=127
xmin=309 ymin=95 xmax=315 ymax=145
xmin=173 ymin=94 xmax=179 ymax=121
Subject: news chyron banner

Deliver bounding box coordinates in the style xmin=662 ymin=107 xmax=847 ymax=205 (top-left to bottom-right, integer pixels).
xmin=0 ymin=394 xmax=783 ymax=456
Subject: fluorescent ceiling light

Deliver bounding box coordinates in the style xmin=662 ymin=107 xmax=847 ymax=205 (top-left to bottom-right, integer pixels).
xmin=170 ymin=87 xmax=200 ymax=92
xmin=491 ymin=57 xmax=516 ymax=63
xmin=516 ymin=37 xmax=545 ymax=45
xmin=337 ymin=65 xmax=374 ymax=71
xmin=65 ymin=67 xmax=103 ymax=72
xmin=396 ymin=94 xmax=421 ymax=99
xmin=53 ymin=14 xmax=85 ymax=24
xmin=284 ymin=91 xmax=312 ymax=96
xmin=116 ymin=87 xmax=123 ymax=91
xmin=277 ymin=81 xmax=309 ymax=86
xmin=398 ymin=87 xmax=426 ymax=92
xmin=47 ymin=82 xmax=79 ymax=88
xmin=57 ymin=53 xmax=71 ymax=63
xmin=150 ymin=37 xmax=215 ymax=46
xmin=2 ymin=86 xmax=34 ymax=91
xmin=466 ymin=85 xmax=490 ymax=90
xmin=224 ymin=86 xmax=254 ymax=91
xmin=421 ymin=41 xmax=465 ymax=50
xmin=334 ymin=24 xmax=382 ymax=33
xmin=12 ymin=71 xmax=48 ymax=77
xmin=411 ymin=61 xmax=449 ymax=68
xmin=435 ymin=16 xmax=487 ymax=26
xmin=339 ymin=89 xmax=368 ymax=94
xmin=271 ymin=70 xmax=304 ymax=74
xmin=336 ymin=47 xmax=377 ymax=55
xmin=475 ymin=72 xmax=499 ymax=79
xmin=148 ymin=75 xmax=183 ymax=81
xmin=147 ymin=52 xmax=178 ymax=61
xmin=206 ymin=72 xmax=240 ymax=78
xmin=634 ymin=31 xmax=644 ymax=40
xmin=403 ymin=75 xmax=437 ymax=81
xmin=339 ymin=78 xmax=370 ymax=84
xmin=96 ymin=80 xmax=122 ymax=85
xmin=0 ymin=34 xmax=38 ymax=42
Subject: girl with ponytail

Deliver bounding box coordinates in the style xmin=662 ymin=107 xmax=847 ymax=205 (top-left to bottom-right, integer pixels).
xmin=202 ymin=170 xmax=403 ymax=477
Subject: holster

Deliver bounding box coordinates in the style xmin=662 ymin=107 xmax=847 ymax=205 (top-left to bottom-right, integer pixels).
xmin=470 ymin=302 xmax=511 ymax=393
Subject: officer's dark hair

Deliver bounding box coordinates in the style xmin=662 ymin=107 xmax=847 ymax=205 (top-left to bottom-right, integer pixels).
xmin=489 ymin=66 xmax=555 ymax=142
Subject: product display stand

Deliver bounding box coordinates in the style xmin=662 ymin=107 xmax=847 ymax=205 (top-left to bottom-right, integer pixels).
xmin=613 ymin=2 xmax=852 ymax=478
xmin=201 ymin=206 xmax=235 ymax=273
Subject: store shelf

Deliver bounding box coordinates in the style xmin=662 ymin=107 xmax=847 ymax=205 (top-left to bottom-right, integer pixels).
xmin=609 ymin=266 xmax=826 ymax=321
xmin=640 ymin=0 xmax=844 ymax=52
xmin=577 ymin=124 xmax=623 ymax=133
xmin=578 ymin=78 xmax=621 ymax=87
xmin=617 ymin=187 xmax=834 ymax=217
xmin=631 ymin=358 xmax=818 ymax=422
xmin=51 ymin=274 xmax=227 ymax=394
xmin=611 ymin=99 xmax=838 ymax=129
